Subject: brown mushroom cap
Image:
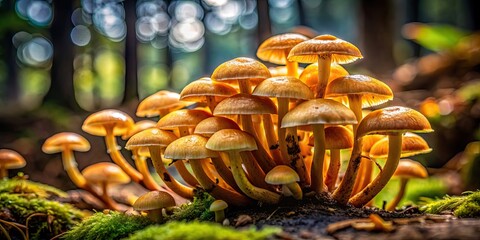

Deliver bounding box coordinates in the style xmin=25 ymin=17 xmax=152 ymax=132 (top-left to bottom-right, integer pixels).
xmin=0 ymin=149 xmax=26 ymax=169
xmin=194 ymin=116 xmax=240 ymax=137
xmin=265 ymin=165 xmax=300 ymax=185
xmin=82 ymin=109 xmax=134 ymax=136
xmin=256 ymin=33 xmax=309 ymax=65
xmin=164 ymin=135 xmax=219 ymax=160
xmin=369 ymin=133 xmax=432 ymax=159
xmin=209 ymin=199 xmax=228 ymax=212
xmin=122 ymin=120 xmax=157 ymax=140
xmin=82 ymin=162 xmax=131 ymax=185
xmin=308 ymin=126 xmax=353 ymax=149
xmin=214 ymin=93 xmax=277 ymax=116
xmin=393 ymin=159 xmax=428 ymax=179
xmin=356 ymin=106 xmax=434 ymax=138
xmin=211 ymin=57 xmax=271 ymax=85
xmin=156 ymin=109 xmax=212 ymax=130
xmin=206 ymin=129 xmax=257 ymax=152
xmin=42 ymin=132 xmax=91 ymax=153
xmin=133 ymin=190 xmax=176 ymax=211
xmin=361 ymin=135 xmax=384 ymax=154
xmin=299 ymin=62 xmax=349 ymax=92
xmin=136 ymin=90 xmax=191 ymax=117
xmin=252 ymin=76 xmax=314 ymax=100
xmin=179 ymin=77 xmax=237 ymax=102
xmin=325 ymin=75 xmax=394 ymax=108
xmin=125 ymin=128 xmax=178 ymax=150
xmin=287 ymin=34 xmax=362 ymax=64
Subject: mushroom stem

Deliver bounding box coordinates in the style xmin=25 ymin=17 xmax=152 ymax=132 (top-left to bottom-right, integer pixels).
xmin=332 ymin=137 xmax=363 ymax=204
xmin=206 ymin=96 xmax=218 ymax=113
xmin=132 ymin=149 xmax=162 ymax=191
xmin=284 ymin=182 xmax=303 ymax=200
xmin=262 ymin=114 xmax=284 ymax=165
xmin=351 ymin=157 xmax=371 ymax=195
xmin=190 ymin=158 xmax=252 ymax=206
xmin=149 ymin=147 xmax=194 ymax=199
xmin=173 ymin=126 xmax=200 ymax=187
xmin=386 ymin=178 xmax=409 ymax=211
xmin=0 ymin=166 xmax=6 ymax=179
xmin=311 ymin=124 xmax=327 ymax=193
xmin=349 ymin=134 xmax=402 ymax=207
xmin=104 ymin=126 xmax=143 ymax=182
xmin=100 ymin=182 xmax=122 ymax=211
xmin=325 ymin=149 xmax=341 ymax=192
xmin=211 ymin=156 xmax=241 ymax=192
xmin=146 ymin=209 xmax=163 ymax=223
xmin=214 ymin=210 xmax=225 ymax=223
xmin=61 ymin=149 xmax=87 ymax=188
xmin=277 ymin=97 xmax=289 ymax=162
xmin=286 ymin=60 xmax=299 ymax=78
xmin=239 ymin=151 xmax=272 ymax=190
xmin=316 ymin=55 xmax=331 ymax=98
xmin=285 ymin=127 xmax=309 ymax=185
xmin=225 ymin=151 xmax=280 ymax=204
xmin=238 ymin=80 xmax=252 ymax=94
xmin=241 ymin=115 xmax=276 ymax=172
xmin=348 ymin=95 xmax=363 ymax=138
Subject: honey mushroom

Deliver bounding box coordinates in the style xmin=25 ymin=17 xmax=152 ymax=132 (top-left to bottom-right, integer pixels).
xmin=136 ymin=90 xmax=192 ymax=118
xmin=133 ymin=190 xmax=176 ymax=223
xmin=265 ymin=165 xmax=303 ymax=200
xmin=180 ymin=77 xmax=237 ymax=113
xmin=0 ymin=149 xmax=26 ymax=179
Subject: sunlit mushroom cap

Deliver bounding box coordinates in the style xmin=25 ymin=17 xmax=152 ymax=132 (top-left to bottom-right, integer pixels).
xmin=125 ymin=128 xmax=178 ymax=150
xmin=299 ymin=63 xmax=349 ymax=92
xmin=325 ymin=75 xmax=394 ymax=108
xmin=122 ymin=120 xmax=157 ymax=140
xmin=356 ymin=106 xmax=433 ymax=138
xmin=288 ymin=34 xmax=362 ymax=64
xmin=369 ymin=132 xmax=432 ymax=159
xmin=393 ymin=159 xmax=428 ymax=179
xmin=164 ymin=134 xmax=218 ymax=160
xmin=82 ymin=162 xmax=130 ymax=185
xmin=136 ymin=90 xmax=192 ymax=118
xmin=265 ymin=165 xmax=300 ymax=185
xmin=42 ymin=132 xmax=91 ymax=153
xmin=214 ymin=93 xmax=277 ymax=116
xmin=308 ymin=126 xmax=353 ymax=149
xmin=82 ymin=109 xmax=134 ymax=136
xmin=206 ymin=129 xmax=257 ymax=152
xmin=281 ymin=99 xmax=357 ymax=128
xmin=180 ymin=77 xmax=238 ymax=103
xmin=0 ymin=149 xmax=26 ymax=169
xmin=211 ymin=57 xmax=271 ymax=85
xmin=257 ymin=33 xmax=309 ymax=65
xmin=156 ymin=109 xmax=212 ymax=130
xmin=133 ymin=190 xmax=176 ymax=211
xmin=210 ymin=199 xmax=228 ymax=212
xmin=361 ymin=135 xmax=384 ymax=154
xmin=252 ymin=76 xmax=314 ymax=100
xmin=268 ymin=66 xmax=304 ymax=77
xmin=194 ymin=117 xmax=240 ymax=137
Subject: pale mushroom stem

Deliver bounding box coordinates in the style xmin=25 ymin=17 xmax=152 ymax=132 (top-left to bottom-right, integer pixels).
xmin=349 ymin=134 xmax=402 ymax=207
xmin=104 ymin=126 xmax=143 ymax=182
xmin=286 ymin=60 xmax=299 ymax=78
xmin=325 ymin=149 xmax=341 ymax=192
xmin=149 ymin=147 xmax=194 ymax=199
xmin=174 ymin=126 xmax=200 ymax=187
xmin=100 ymin=182 xmax=122 ymax=211
xmin=241 ymin=115 xmax=276 ymax=172
xmin=223 ymin=151 xmax=280 ymax=204
xmin=262 ymin=114 xmax=285 ymax=165
xmin=132 ymin=149 xmax=162 ymax=191
xmin=277 ymin=98 xmax=290 ymax=162
xmin=332 ymin=137 xmax=363 ymax=204
xmin=61 ymin=149 xmax=87 ymax=188
xmin=348 ymin=95 xmax=363 ymax=138
xmin=189 ymin=158 xmax=252 ymax=206
xmin=311 ymin=124 xmax=327 ymax=193
xmin=206 ymin=96 xmax=218 ymax=113
xmin=351 ymin=157 xmax=370 ymax=196
xmin=386 ymin=178 xmax=409 ymax=211
xmin=211 ymin=156 xmax=241 ymax=192
xmin=284 ymin=182 xmax=303 ymax=200
xmin=238 ymin=81 xmax=251 ymax=94
xmin=316 ymin=55 xmax=331 ymax=98
xmin=214 ymin=210 xmax=225 ymax=223
xmin=239 ymin=151 xmax=272 ymax=190
xmin=146 ymin=209 xmax=163 ymax=223
xmin=0 ymin=166 xmax=7 ymax=179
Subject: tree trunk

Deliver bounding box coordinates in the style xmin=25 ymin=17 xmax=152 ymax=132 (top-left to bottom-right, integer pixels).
xmin=257 ymin=0 xmax=272 ymax=44
xmin=123 ymin=0 xmax=138 ymax=103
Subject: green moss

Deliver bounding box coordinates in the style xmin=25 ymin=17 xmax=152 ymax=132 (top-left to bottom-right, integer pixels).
xmin=169 ymin=191 xmax=216 ymax=221
xmin=0 ymin=176 xmax=68 ymax=199
xmin=125 ymin=221 xmax=281 ymax=240
xmin=62 ymin=211 xmax=154 ymax=240
xmin=0 ymin=192 xmax=85 ymax=240
xmin=421 ymin=190 xmax=480 ymax=217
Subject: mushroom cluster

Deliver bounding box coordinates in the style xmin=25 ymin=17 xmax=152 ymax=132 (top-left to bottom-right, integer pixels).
xmin=42 ymin=33 xmax=433 ymax=214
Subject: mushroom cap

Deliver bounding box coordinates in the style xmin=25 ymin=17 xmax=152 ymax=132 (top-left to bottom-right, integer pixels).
xmin=136 ymin=90 xmax=191 ymax=117
xmin=209 ymin=199 xmax=228 ymax=212
xmin=268 ymin=66 xmax=304 ymax=77
xmin=180 ymin=77 xmax=237 ymax=103
xmin=125 ymin=128 xmax=178 ymax=149
xmin=133 ymin=190 xmax=176 ymax=211
xmin=361 ymin=135 xmax=384 ymax=154
xmin=211 ymin=57 xmax=271 ymax=85
xmin=308 ymin=125 xmax=353 ymax=149
xmin=214 ymin=93 xmax=277 ymax=116
xmin=252 ymin=76 xmax=314 ymax=100
xmin=156 ymin=109 xmax=212 ymax=130
xmin=393 ymin=159 xmax=428 ymax=179
xmin=369 ymin=133 xmax=432 ymax=159
xmin=265 ymin=165 xmax=300 ymax=185
xmin=325 ymin=75 xmax=394 ymax=108
xmin=164 ymin=134 xmax=219 ymax=160
xmin=194 ymin=117 xmax=240 ymax=137
xmin=281 ymin=99 xmax=357 ymax=128
xmin=82 ymin=162 xmax=130 ymax=185
xmin=288 ymin=34 xmax=362 ymax=64
xmin=42 ymin=132 xmax=91 ymax=153
xmin=206 ymin=129 xmax=257 ymax=152
xmin=299 ymin=62 xmax=349 ymax=93
xmin=0 ymin=149 xmax=26 ymax=169
xmin=256 ymin=33 xmax=309 ymax=65
xmin=356 ymin=106 xmax=433 ymax=138
xmin=122 ymin=120 xmax=157 ymax=140
xmin=82 ymin=109 xmax=134 ymax=136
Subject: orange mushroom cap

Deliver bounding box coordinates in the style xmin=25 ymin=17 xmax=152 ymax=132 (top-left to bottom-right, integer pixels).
xmin=369 ymin=132 xmax=432 ymax=159
xmin=133 ymin=190 xmax=176 ymax=211
xmin=214 ymin=93 xmax=277 ymax=116
xmin=211 ymin=57 xmax=271 ymax=85
xmin=308 ymin=125 xmax=353 ymax=150
xmin=393 ymin=159 xmax=428 ymax=179
xmin=136 ymin=90 xmax=192 ymax=118
xmin=252 ymin=76 xmax=314 ymax=100
xmin=257 ymin=33 xmax=309 ymax=65
xmin=82 ymin=162 xmax=131 ymax=185
xmin=156 ymin=109 xmax=212 ymax=130
xmin=0 ymin=149 xmax=26 ymax=169
xmin=42 ymin=132 xmax=91 ymax=153
xmin=82 ymin=109 xmax=134 ymax=136
xmin=122 ymin=120 xmax=157 ymax=140
xmin=194 ymin=116 xmax=240 ymax=138
xmin=180 ymin=77 xmax=238 ymax=103
xmin=299 ymin=62 xmax=349 ymax=92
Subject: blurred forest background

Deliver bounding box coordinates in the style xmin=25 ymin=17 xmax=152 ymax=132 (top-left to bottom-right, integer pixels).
xmin=0 ymin=0 xmax=479 ymax=193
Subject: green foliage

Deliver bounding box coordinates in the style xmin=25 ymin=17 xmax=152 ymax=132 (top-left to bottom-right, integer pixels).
xmin=62 ymin=211 xmax=154 ymax=240
xmin=125 ymin=221 xmax=281 ymax=240
xmin=421 ymin=190 xmax=480 ymax=218
xmin=0 ymin=192 xmax=85 ymax=240
xmin=170 ymin=191 xmax=216 ymax=221
xmin=0 ymin=176 xmax=68 ymax=199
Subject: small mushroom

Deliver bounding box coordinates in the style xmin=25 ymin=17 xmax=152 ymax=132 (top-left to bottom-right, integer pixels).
xmin=180 ymin=77 xmax=237 ymax=112
xmin=209 ymin=199 xmax=228 ymax=223
xmin=265 ymin=165 xmax=302 ymax=200
xmin=0 ymin=149 xmax=26 ymax=179
xmin=133 ymin=190 xmax=176 ymax=222
xmin=136 ymin=90 xmax=192 ymax=118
